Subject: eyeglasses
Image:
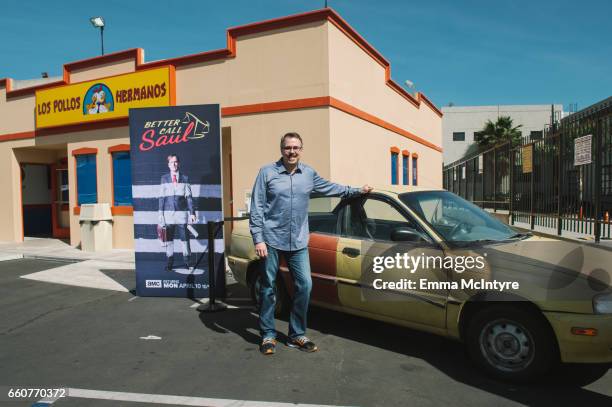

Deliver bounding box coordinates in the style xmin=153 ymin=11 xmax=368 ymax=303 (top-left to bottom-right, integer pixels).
xmin=282 ymin=146 xmax=303 ymax=152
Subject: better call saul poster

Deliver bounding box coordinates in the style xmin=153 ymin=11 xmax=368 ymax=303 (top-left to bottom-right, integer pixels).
xmin=129 ymin=105 xmax=224 ymax=297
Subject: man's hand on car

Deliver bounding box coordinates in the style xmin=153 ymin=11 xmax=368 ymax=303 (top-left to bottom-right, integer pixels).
xmin=255 ymin=242 xmax=268 ymax=258
xmin=361 ymin=185 xmax=373 ymax=194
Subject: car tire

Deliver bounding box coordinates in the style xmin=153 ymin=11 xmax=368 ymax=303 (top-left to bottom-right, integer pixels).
xmin=250 ymin=267 xmax=290 ymax=317
xmin=466 ymin=304 xmax=558 ymax=382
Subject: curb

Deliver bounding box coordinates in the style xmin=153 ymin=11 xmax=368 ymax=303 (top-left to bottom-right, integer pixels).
xmin=0 ymin=253 xmax=24 ymax=262
xmin=0 ymin=252 xmax=136 ymax=265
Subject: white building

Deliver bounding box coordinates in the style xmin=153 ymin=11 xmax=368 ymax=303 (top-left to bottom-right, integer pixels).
xmin=442 ymin=104 xmax=564 ymax=164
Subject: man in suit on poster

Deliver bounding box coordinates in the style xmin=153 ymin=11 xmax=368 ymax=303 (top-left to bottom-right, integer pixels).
xmin=159 ymin=154 xmax=197 ymax=271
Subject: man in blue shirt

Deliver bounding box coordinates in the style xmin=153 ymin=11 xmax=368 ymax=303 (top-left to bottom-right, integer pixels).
xmin=250 ymin=132 xmax=372 ymax=355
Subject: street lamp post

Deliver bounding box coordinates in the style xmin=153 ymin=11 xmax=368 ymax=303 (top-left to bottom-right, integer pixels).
xmin=89 ymin=16 xmax=105 ymax=56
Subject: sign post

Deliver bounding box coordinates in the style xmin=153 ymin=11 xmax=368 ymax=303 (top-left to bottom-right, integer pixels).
xmin=196 ymin=220 xmax=226 ymax=312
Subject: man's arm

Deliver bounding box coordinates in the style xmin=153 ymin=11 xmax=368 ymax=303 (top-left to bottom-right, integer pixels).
xmin=249 ymin=169 xmax=267 ymax=246
xmin=312 ymin=171 xmax=363 ymax=198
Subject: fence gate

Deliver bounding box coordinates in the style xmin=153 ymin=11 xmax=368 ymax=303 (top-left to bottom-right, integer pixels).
xmin=443 ymin=99 xmax=612 ymax=242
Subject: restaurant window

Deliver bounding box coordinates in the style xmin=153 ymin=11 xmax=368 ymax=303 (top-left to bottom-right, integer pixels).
xmin=112 ymin=151 xmax=132 ymax=206
xmin=391 ymin=151 xmax=399 ymax=185
xmin=75 ymin=154 xmax=97 ymax=205
xmin=412 ymin=155 xmax=418 ymax=186
xmin=402 ymin=153 xmax=409 ymax=185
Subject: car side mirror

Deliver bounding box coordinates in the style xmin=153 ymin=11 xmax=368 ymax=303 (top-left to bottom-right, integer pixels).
xmin=391 ymin=227 xmax=424 ymax=242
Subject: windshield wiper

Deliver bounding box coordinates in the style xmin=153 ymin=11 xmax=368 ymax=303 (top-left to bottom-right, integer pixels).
xmin=448 ymin=239 xmax=499 ymax=247
xmin=508 ymin=232 xmax=531 ymax=240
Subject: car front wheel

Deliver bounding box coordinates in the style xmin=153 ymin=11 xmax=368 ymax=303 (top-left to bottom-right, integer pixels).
xmin=466 ymin=304 xmax=558 ymax=382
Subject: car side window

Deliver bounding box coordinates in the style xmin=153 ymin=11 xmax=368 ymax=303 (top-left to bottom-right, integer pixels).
xmin=344 ymin=197 xmax=430 ymax=242
xmin=308 ymin=197 xmax=341 ymax=235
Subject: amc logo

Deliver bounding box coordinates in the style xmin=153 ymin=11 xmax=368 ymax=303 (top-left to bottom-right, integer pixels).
xmin=145 ymin=280 xmax=162 ymax=288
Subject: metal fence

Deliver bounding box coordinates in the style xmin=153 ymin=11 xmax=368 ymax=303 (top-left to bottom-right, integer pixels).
xmin=443 ymin=99 xmax=612 ymax=242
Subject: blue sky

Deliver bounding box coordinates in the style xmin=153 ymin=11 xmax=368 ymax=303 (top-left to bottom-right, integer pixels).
xmin=1 ymin=0 xmax=610 ymax=110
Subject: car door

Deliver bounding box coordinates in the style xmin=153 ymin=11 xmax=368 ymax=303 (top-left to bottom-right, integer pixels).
xmin=336 ymin=194 xmax=448 ymax=329
xmin=306 ymin=196 xmax=343 ymax=307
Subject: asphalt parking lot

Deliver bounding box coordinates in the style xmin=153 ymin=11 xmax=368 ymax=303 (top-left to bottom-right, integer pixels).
xmin=0 ymin=258 xmax=611 ymax=407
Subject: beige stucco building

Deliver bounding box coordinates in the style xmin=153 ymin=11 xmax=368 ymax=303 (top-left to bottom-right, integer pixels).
xmin=0 ymin=8 xmax=442 ymax=249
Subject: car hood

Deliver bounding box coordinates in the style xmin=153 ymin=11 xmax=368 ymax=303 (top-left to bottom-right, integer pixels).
xmin=451 ymin=236 xmax=612 ymax=313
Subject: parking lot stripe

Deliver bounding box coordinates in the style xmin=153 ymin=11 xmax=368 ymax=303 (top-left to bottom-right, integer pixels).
xmin=67 ymin=387 xmax=353 ymax=406
xmin=189 ymin=301 xmax=244 ymax=309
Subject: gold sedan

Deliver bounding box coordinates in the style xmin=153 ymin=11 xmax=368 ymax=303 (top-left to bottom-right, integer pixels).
xmin=228 ymin=187 xmax=612 ymax=382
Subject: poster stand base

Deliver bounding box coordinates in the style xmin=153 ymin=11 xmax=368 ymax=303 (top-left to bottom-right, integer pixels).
xmin=197 ymin=301 xmax=228 ymax=312
xmin=194 ymin=217 xmax=248 ymax=313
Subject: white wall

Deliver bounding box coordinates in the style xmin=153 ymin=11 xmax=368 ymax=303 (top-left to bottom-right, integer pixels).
xmin=442 ymin=104 xmax=563 ymax=164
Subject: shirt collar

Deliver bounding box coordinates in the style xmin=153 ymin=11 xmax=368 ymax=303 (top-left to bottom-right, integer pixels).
xmin=276 ymin=158 xmax=303 ymax=174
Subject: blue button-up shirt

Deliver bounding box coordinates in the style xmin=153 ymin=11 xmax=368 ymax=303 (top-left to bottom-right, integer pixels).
xmin=250 ymin=159 xmax=359 ymax=251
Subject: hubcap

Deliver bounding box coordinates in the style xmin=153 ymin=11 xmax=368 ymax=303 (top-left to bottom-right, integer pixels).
xmin=479 ymin=319 xmax=534 ymax=372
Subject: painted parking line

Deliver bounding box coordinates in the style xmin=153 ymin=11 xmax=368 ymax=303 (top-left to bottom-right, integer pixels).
xmin=189 ymin=301 xmax=243 ymax=309
xmin=63 ymin=387 xmax=354 ymax=406
xmin=189 ymin=298 xmax=253 ymax=309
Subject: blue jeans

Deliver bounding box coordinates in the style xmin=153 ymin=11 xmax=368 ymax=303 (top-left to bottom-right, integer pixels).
xmin=259 ymin=245 xmax=312 ymax=340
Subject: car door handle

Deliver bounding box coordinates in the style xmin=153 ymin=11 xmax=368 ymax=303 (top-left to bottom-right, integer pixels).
xmin=342 ymin=247 xmax=360 ymax=257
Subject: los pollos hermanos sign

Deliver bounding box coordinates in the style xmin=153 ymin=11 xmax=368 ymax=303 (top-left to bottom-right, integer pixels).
xmin=35 ymin=66 xmax=174 ymax=129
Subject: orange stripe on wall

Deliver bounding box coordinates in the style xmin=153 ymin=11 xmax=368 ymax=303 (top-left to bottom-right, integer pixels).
xmin=0 ymin=131 xmax=35 ymax=142
xmin=329 ymin=97 xmax=443 ymax=152
xmin=221 ymin=96 xmax=442 ymax=152
xmin=0 ymin=95 xmax=442 ymax=152
xmin=221 ymin=97 xmax=330 ymax=116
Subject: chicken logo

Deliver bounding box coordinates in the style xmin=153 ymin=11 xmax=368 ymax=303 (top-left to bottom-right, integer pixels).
xmin=83 ymin=83 xmax=114 ymax=115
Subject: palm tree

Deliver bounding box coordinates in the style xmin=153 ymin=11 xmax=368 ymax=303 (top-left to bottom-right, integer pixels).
xmin=477 ymin=116 xmax=523 ymax=148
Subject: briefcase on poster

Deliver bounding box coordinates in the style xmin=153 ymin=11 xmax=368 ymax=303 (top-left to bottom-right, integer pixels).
xmin=157 ymin=225 xmax=170 ymax=246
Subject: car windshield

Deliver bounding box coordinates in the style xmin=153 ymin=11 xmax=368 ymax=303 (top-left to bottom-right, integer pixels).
xmin=399 ymin=191 xmax=519 ymax=245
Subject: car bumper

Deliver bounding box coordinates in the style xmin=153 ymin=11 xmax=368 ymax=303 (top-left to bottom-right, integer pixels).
xmin=544 ymin=311 xmax=612 ymax=363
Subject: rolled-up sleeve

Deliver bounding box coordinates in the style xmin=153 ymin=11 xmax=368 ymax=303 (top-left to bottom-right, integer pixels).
xmin=249 ymin=169 xmax=267 ymax=245
xmin=312 ymin=171 xmax=359 ymax=198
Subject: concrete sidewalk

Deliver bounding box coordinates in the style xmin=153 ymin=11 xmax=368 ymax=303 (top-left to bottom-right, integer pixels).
xmin=0 ymin=237 xmax=135 ymax=264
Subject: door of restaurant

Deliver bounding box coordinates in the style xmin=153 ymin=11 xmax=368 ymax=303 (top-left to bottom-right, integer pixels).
xmin=51 ymin=160 xmax=70 ymax=238
xmin=21 ymin=163 xmax=53 ymax=237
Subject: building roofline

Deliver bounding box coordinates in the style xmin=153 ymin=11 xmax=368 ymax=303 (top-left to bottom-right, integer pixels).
xmin=0 ymin=7 xmax=442 ymax=117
